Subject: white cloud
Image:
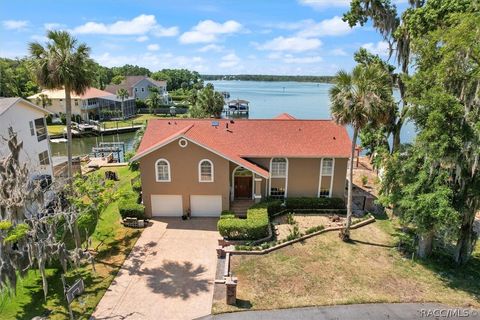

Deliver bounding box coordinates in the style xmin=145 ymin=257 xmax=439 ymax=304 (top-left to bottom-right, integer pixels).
xmin=298 ymin=0 xmax=350 ymax=9
xmin=179 ymin=20 xmax=242 ymax=44
xmin=44 ymin=23 xmax=66 ymax=30
xmin=331 ymin=48 xmax=348 ymax=56
xmin=198 ymin=44 xmax=224 ymax=52
xmin=152 ymin=26 xmax=179 ymax=37
xmin=297 ymin=16 xmax=352 ymax=37
xmin=147 ymin=44 xmax=160 ymax=51
xmin=268 ymin=53 xmax=322 ymax=64
xmin=258 ymin=36 xmax=321 ymax=52
xmin=361 ymin=41 xmax=390 ymax=57
xmin=219 ymin=53 xmax=241 ymax=68
xmin=283 ymin=55 xmax=322 ymax=64
xmin=136 ymin=35 xmax=149 ymax=42
xmin=2 ymin=20 xmax=29 ymax=30
xmin=72 ymin=14 xmax=178 ymax=37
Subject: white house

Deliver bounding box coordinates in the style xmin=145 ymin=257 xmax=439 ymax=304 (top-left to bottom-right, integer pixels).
xmin=0 ymin=97 xmax=53 ymax=179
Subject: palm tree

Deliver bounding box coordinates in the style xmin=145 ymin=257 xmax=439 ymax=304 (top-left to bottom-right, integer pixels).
xmin=116 ymin=88 xmax=129 ymax=120
xmin=145 ymin=87 xmax=162 ymax=115
xmin=30 ymin=31 xmax=93 ymax=183
xmin=35 ymin=93 xmax=52 ymax=109
xmin=329 ymin=64 xmax=391 ymax=241
xmin=196 ymin=85 xmax=224 ymax=118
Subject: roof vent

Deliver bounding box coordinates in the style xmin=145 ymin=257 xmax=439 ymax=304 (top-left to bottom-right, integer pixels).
xmin=211 ymin=121 xmax=219 ymax=127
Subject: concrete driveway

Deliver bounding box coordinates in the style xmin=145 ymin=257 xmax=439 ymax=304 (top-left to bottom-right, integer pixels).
xmin=92 ymin=218 xmax=219 ymax=320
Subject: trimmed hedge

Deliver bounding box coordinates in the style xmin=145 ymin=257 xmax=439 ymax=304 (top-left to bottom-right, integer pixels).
xmin=285 ymin=197 xmax=345 ymax=210
xmin=217 ymin=204 xmax=269 ymax=240
xmin=220 ymin=210 xmax=236 ymax=219
xmin=118 ymin=198 xmax=145 ymax=219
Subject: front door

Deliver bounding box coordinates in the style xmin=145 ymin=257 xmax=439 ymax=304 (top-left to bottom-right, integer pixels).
xmin=234 ymin=176 xmax=252 ymax=199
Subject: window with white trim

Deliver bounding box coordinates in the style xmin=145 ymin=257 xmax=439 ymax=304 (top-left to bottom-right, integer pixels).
xmin=155 ymin=159 xmax=171 ymax=182
xmin=29 ymin=121 xmax=35 ymax=136
xmin=271 ymin=158 xmax=287 ymax=178
xmin=322 ymin=158 xmax=333 ymax=176
xmin=199 ymin=159 xmax=214 ymax=182
xmin=34 ymin=118 xmax=47 ymax=142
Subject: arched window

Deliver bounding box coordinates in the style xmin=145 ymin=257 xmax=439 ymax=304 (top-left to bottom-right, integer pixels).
xmin=199 ymin=159 xmax=214 ymax=182
xmin=155 ymin=159 xmax=171 ymax=182
xmin=271 ymin=158 xmax=287 ymax=178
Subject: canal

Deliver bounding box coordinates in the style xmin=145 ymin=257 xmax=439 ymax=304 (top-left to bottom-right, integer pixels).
xmin=49 ymin=131 xmax=137 ymax=158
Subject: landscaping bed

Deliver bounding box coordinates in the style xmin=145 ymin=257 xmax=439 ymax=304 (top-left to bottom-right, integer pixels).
xmin=274 ymin=214 xmax=342 ymax=241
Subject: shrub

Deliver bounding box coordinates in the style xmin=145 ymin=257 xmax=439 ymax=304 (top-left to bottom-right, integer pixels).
xmin=220 ymin=210 xmax=236 ymax=219
xmin=286 ymin=213 xmax=295 ymax=225
xmin=305 ymin=225 xmax=325 ymax=235
xmin=118 ymin=198 xmax=145 ymax=219
xmin=285 ymin=197 xmax=345 ymax=210
xmin=361 ymin=175 xmax=369 ymax=186
xmin=217 ymin=206 xmax=269 ymax=240
xmin=132 ymin=180 xmax=142 ymax=193
xmin=286 ymin=224 xmax=302 ymax=241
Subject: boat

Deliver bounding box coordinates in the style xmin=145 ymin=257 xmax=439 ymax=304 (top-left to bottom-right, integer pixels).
xmin=50 ymin=138 xmax=68 ymax=143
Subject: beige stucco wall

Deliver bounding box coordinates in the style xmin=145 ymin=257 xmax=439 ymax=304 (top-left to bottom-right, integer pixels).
xmin=139 ymin=139 xmax=230 ymax=217
xmin=34 ymin=98 xmax=83 ymax=116
xmin=332 ymin=158 xmax=348 ymax=198
xmin=287 ymin=158 xmax=320 ymax=197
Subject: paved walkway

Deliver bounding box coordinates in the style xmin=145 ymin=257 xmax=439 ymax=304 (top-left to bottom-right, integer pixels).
xmin=199 ymin=303 xmax=480 ymax=320
xmin=92 ymin=218 xmax=219 ymax=320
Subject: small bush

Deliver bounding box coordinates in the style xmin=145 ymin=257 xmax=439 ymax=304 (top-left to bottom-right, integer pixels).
xmin=361 ymin=175 xmax=369 ymax=186
xmin=286 ymin=224 xmax=302 ymax=241
xmin=285 ymin=197 xmax=345 ymax=210
xmin=286 ymin=213 xmax=295 ymax=225
xmin=118 ymin=198 xmax=145 ymax=219
xmin=132 ymin=180 xmax=142 ymax=193
xmin=305 ymin=225 xmax=325 ymax=235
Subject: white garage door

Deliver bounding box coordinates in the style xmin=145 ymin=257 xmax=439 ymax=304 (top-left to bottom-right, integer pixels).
xmin=190 ymin=195 xmax=222 ymax=217
xmin=151 ymin=195 xmax=183 ymax=217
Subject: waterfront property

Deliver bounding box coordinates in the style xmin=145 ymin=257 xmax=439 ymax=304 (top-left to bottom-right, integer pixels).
xmin=28 ymin=87 xmax=136 ymax=121
xmin=131 ymin=114 xmax=351 ymax=217
xmin=0 ymin=97 xmax=53 ymax=178
xmin=105 ymin=76 xmax=168 ymax=102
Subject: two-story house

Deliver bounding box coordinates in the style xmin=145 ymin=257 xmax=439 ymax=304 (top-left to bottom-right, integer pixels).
xmin=0 ymin=97 xmax=53 ymax=179
xmin=105 ymin=76 xmax=168 ymax=102
xmin=28 ymin=87 xmax=136 ymax=121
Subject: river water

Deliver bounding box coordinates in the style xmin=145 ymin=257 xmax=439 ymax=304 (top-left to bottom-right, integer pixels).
xmin=50 ymin=80 xmax=415 ymax=156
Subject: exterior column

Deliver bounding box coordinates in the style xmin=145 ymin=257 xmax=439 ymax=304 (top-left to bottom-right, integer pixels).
xmin=254 ymin=175 xmax=262 ymax=203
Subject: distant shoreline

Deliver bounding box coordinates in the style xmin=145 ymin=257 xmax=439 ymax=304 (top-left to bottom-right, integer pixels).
xmin=201 ymin=75 xmax=335 ymax=83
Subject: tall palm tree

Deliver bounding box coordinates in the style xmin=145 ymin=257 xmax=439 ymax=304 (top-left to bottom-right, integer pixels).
xmin=329 ymin=64 xmax=391 ymax=241
xmin=29 ymin=30 xmax=94 ymax=183
xmin=116 ymin=88 xmax=129 ymax=119
xmin=35 ymin=93 xmax=52 ymax=109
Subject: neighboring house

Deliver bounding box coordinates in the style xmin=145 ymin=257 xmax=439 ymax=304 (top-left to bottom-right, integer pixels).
xmin=0 ymin=97 xmax=53 ymax=178
xmin=131 ymin=114 xmax=351 ymax=218
xmin=105 ymin=76 xmax=168 ymax=101
xmin=28 ymin=87 xmax=136 ymax=121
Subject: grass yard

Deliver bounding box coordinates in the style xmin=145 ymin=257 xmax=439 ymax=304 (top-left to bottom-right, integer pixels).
xmin=47 ymin=125 xmax=65 ymax=136
xmin=0 ymin=166 xmax=142 ymax=320
xmin=214 ymin=215 xmax=480 ymax=313
xmin=101 ymin=113 xmax=175 ymax=129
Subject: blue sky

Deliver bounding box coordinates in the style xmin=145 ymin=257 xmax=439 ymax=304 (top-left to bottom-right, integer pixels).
xmin=0 ymin=0 xmax=407 ymax=75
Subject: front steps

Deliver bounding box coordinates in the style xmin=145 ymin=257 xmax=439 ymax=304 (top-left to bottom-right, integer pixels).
xmin=230 ymin=199 xmax=255 ymax=217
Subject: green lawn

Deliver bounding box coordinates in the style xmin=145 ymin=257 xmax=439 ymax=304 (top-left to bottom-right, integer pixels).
xmin=47 ymin=125 xmax=65 ymax=136
xmin=0 ymin=166 xmax=142 ymax=320
xmin=101 ymin=114 xmax=176 ymax=129
xmin=214 ymin=215 xmax=480 ymax=313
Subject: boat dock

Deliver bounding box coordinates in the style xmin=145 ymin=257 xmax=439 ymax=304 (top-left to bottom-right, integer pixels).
xmin=223 ymin=99 xmax=250 ymax=116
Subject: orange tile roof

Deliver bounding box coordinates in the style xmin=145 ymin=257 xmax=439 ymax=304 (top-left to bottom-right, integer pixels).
xmin=134 ymin=118 xmax=352 ymax=176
